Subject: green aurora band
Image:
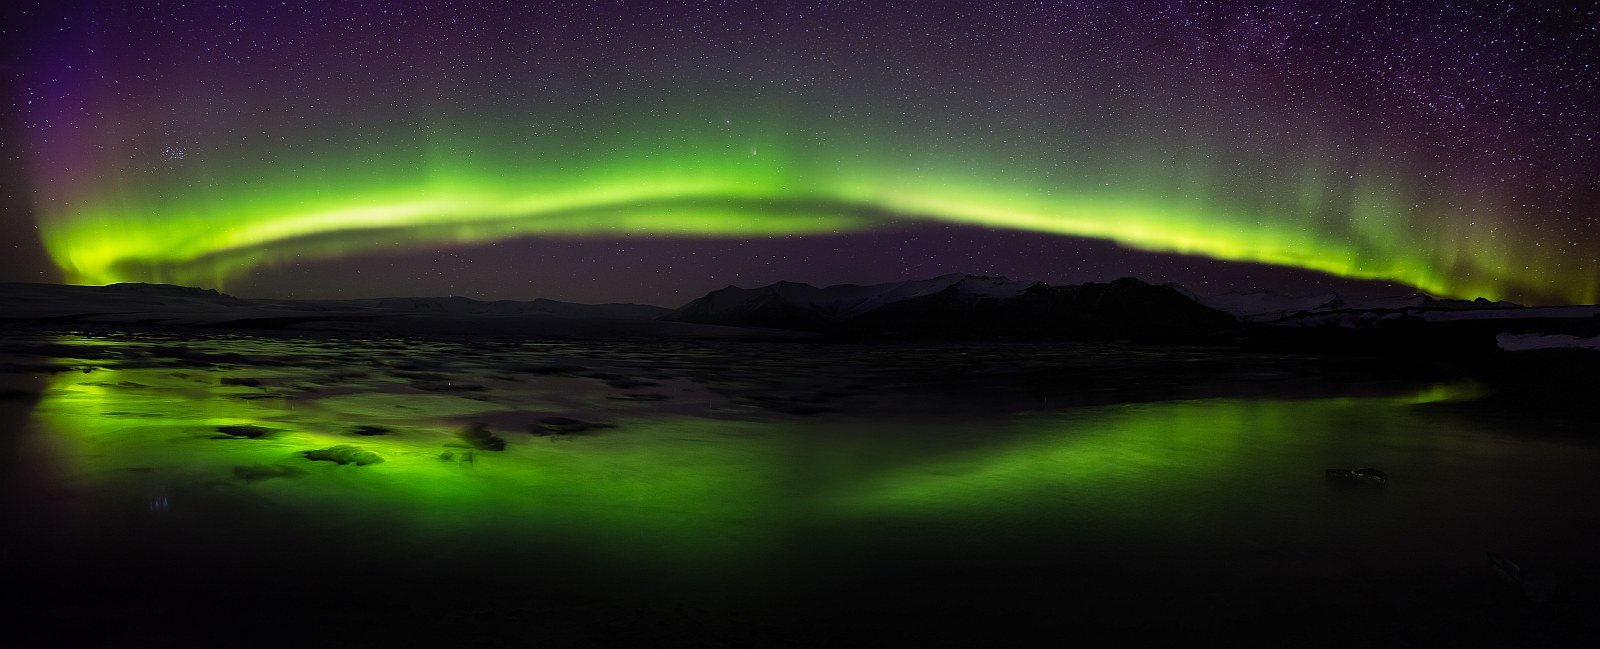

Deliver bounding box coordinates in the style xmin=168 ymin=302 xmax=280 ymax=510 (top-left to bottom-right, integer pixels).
xmin=28 ymin=95 xmax=1600 ymax=302
xmin=19 ymin=3 xmax=1600 ymax=304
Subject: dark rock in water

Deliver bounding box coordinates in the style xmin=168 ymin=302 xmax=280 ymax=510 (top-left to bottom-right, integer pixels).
xmin=393 ymin=371 xmax=450 ymax=381
xmin=776 ymin=404 xmax=830 ymax=415
xmin=220 ymin=377 xmax=263 ymax=387
xmin=415 ymin=381 xmax=488 ymax=392
xmin=303 ymin=445 xmax=384 ymax=465
xmin=736 ymin=394 xmax=833 ymax=415
xmin=533 ymin=416 xmax=611 ymax=434
xmin=512 ymin=363 xmax=587 ymax=375
xmin=1325 ymin=467 xmax=1387 ymax=485
xmin=1488 ymin=553 xmax=1559 ymax=604
xmin=1490 ymin=553 xmax=1523 ymax=586
xmin=605 ymin=378 xmax=659 ymax=389
xmin=457 ymin=423 xmax=506 ymax=450
xmin=234 ymin=464 xmax=307 ymax=481
xmin=608 ymin=392 xmax=670 ymax=401
xmin=353 ymin=425 xmax=392 ymax=436
xmin=215 ymin=425 xmax=273 ymax=439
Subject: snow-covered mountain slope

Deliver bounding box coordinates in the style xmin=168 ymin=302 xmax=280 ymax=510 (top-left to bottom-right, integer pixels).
xmin=1201 ymin=288 xmax=1529 ymax=325
xmin=1200 ymin=291 xmax=1348 ymax=322
xmin=1497 ymin=333 xmax=1600 ymax=351
xmin=1195 ymin=287 xmax=1598 ymax=353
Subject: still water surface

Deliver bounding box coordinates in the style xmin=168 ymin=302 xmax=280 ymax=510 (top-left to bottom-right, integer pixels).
xmin=2 ymin=331 xmax=1596 ymax=646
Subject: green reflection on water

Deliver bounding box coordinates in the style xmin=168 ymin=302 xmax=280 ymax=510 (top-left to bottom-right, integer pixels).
xmin=27 ymin=337 xmax=1486 ymax=577
xmin=32 ymin=361 xmax=788 ymax=571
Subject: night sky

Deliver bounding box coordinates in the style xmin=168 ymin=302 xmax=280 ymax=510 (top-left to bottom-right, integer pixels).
xmin=3 ymin=1 xmax=1598 ymax=306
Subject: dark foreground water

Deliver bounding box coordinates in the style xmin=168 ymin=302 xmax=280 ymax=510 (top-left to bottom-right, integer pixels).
xmin=1 ymin=328 xmax=1597 ymax=647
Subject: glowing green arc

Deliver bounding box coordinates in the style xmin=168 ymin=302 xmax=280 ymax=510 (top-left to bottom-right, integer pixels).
xmin=45 ymin=184 xmax=1478 ymax=301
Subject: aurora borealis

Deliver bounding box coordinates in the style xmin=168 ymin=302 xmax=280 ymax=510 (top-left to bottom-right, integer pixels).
xmin=6 ymin=1 xmax=1599 ymax=303
xmin=10 ymin=5 xmax=1600 ymax=642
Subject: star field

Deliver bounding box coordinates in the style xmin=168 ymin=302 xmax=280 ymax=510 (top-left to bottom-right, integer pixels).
xmin=5 ymin=0 xmax=1598 ymax=304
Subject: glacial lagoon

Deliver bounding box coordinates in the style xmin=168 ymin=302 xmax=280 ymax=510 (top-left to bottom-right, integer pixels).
xmin=2 ymin=329 xmax=1597 ymax=646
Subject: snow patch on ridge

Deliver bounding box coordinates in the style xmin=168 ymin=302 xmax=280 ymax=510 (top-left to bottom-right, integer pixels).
xmin=1497 ymin=333 xmax=1600 ymax=351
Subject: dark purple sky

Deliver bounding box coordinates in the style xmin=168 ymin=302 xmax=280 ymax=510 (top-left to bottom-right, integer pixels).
xmin=4 ymin=1 xmax=1597 ymax=306
xmin=227 ymin=223 xmax=1418 ymax=306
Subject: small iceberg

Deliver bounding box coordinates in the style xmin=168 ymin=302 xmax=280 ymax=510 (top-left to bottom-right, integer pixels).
xmin=1324 ymin=467 xmax=1387 ymax=485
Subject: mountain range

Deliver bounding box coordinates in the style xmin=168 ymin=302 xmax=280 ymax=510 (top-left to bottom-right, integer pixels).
xmin=665 ymin=273 xmax=1236 ymax=339
xmin=1198 ymin=289 xmax=1522 ymax=324
xmin=2 ymin=275 xmax=1597 ymax=350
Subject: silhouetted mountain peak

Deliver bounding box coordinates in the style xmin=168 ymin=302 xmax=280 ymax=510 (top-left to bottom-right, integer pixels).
xmin=104 ymin=282 xmax=235 ymax=300
xmin=667 ymin=274 xmax=1237 ymax=339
